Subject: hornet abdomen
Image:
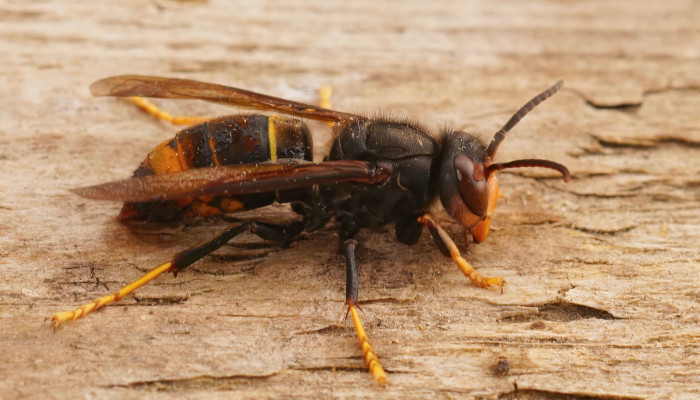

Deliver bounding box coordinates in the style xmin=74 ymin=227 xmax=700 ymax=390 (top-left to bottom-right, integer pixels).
xmin=120 ymin=114 xmax=313 ymax=222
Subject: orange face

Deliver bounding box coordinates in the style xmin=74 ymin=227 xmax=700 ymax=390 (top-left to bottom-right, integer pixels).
xmin=467 ymin=176 xmax=498 ymax=243
xmin=437 ymin=132 xmax=500 ymax=244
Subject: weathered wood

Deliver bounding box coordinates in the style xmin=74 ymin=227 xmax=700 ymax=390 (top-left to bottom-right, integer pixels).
xmin=1 ymin=1 xmax=698 ymax=399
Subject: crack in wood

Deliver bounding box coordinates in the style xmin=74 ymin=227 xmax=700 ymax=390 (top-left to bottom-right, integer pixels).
xmin=570 ymin=84 xmax=700 ymax=115
xmin=295 ymin=324 xmax=350 ymax=335
xmin=360 ymin=297 xmax=414 ymax=306
xmin=586 ymin=102 xmax=642 ymax=113
xmin=594 ymin=135 xmax=700 ymax=149
xmin=131 ymin=295 xmax=190 ymax=306
xmin=105 ymin=373 xmax=277 ymax=390
xmin=288 ymin=365 xmax=372 ymax=373
xmin=217 ymin=313 xmax=300 ymax=319
xmin=499 ymin=388 xmax=645 ymax=400
xmin=205 ymin=254 xmax=269 ymax=263
xmin=567 ymin=223 xmax=636 ymax=236
xmin=88 ymin=263 xmax=109 ymax=291
xmin=499 ymin=300 xmax=618 ymax=323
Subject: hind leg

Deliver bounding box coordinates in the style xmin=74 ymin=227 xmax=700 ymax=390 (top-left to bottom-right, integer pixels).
xmin=49 ymin=220 xmax=303 ymax=328
xmin=128 ymin=96 xmax=209 ymax=126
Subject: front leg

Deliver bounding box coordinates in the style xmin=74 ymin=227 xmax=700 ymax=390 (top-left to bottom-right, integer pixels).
xmin=418 ymin=214 xmax=504 ymax=292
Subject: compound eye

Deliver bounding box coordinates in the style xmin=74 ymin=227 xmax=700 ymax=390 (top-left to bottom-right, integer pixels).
xmin=454 ymin=154 xmax=489 ymax=217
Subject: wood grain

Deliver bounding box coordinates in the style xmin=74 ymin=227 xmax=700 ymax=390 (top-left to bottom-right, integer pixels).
xmin=1 ymin=1 xmax=698 ymax=399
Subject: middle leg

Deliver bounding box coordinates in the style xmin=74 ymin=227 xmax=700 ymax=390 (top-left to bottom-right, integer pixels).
xmin=343 ymin=239 xmax=387 ymax=384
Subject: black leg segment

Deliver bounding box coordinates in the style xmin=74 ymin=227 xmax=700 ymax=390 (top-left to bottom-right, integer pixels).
xmin=344 ymin=239 xmax=359 ymax=307
xmin=341 ymin=238 xmax=387 ymax=383
xmin=172 ymin=220 xmax=304 ymax=272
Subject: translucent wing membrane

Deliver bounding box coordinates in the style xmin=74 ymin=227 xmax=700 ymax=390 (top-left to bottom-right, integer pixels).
xmin=90 ymin=75 xmax=365 ymax=124
xmin=72 ymin=160 xmax=389 ymax=202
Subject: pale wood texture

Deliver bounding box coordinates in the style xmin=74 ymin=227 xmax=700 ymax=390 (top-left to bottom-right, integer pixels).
xmin=1 ymin=1 xmax=699 ymax=399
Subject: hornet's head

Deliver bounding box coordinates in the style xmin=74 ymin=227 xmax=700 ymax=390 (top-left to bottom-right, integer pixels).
xmin=438 ymin=81 xmax=570 ymax=244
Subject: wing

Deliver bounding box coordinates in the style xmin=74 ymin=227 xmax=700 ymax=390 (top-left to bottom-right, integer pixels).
xmin=90 ymin=75 xmax=365 ymax=124
xmin=72 ymin=159 xmax=390 ymax=203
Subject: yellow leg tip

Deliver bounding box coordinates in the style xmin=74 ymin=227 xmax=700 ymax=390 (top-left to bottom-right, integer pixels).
xmin=367 ymin=357 xmax=387 ymax=384
xmin=470 ymin=273 xmax=505 ymax=292
xmin=318 ymin=86 xmax=333 ymax=109
xmin=454 ymin=255 xmax=505 ymax=293
xmin=47 ymin=311 xmax=75 ymax=329
xmin=485 ymin=276 xmax=505 ymax=293
xmin=318 ymin=86 xmax=334 ymax=128
xmin=372 ymin=368 xmax=388 ymax=384
xmin=48 ymin=301 xmax=97 ymax=329
xmin=49 ymin=262 xmax=174 ymax=330
xmin=348 ymin=305 xmax=388 ymax=384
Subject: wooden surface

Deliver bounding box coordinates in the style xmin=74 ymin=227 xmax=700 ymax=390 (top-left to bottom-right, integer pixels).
xmin=1 ymin=1 xmax=699 ymax=399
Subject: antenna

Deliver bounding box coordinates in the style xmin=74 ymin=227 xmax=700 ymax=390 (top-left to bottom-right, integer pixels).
xmin=485 ymin=159 xmax=570 ymax=182
xmin=486 ymin=80 xmax=564 ymax=158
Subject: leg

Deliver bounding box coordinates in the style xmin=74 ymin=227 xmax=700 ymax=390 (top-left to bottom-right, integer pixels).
xmin=49 ymin=220 xmax=303 ymax=329
xmin=344 ymin=239 xmax=387 ymax=384
xmin=131 ymin=84 xmax=332 ymax=127
xmin=318 ymin=86 xmax=333 ymax=110
xmin=395 ymin=215 xmax=424 ymax=245
xmin=338 ymin=218 xmax=359 ymax=253
xmin=417 ymin=214 xmax=504 ymax=292
xmin=128 ymin=96 xmax=209 ymax=126
xmin=317 ymin=85 xmax=336 ymax=129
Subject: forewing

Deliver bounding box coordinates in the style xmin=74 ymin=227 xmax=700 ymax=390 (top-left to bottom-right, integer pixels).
xmin=72 ymin=160 xmax=388 ymax=203
xmin=90 ymin=75 xmax=364 ymax=124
